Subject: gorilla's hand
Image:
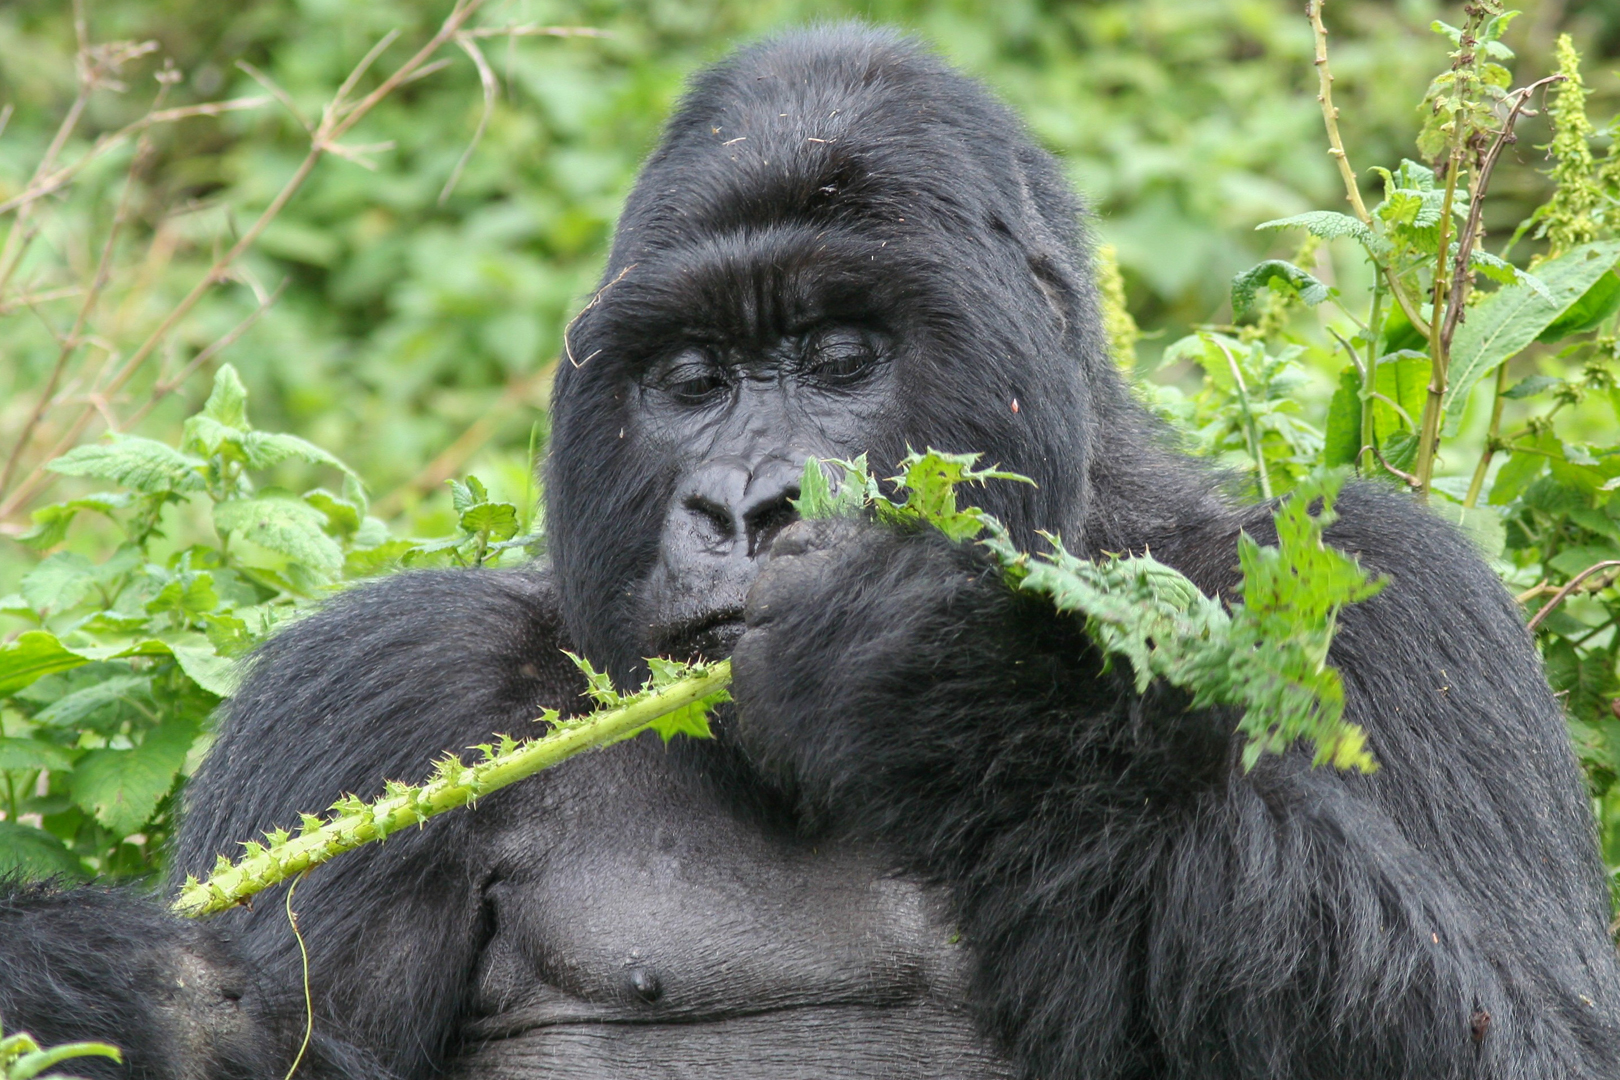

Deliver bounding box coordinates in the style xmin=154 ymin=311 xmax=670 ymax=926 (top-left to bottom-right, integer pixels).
xmin=730 ymin=514 xmax=1090 ymax=826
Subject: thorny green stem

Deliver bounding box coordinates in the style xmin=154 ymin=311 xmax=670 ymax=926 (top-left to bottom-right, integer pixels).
xmin=173 ymin=660 xmax=731 ymax=917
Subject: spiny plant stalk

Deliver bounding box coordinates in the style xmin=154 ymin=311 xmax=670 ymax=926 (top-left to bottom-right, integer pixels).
xmin=173 ymin=660 xmax=730 ymax=916
xmin=177 ymin=449 xmax=1380 ymax=917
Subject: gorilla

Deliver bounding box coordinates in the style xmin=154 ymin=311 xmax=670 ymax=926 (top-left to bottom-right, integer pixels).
xmin=5 ymin=23 xmax=1620 ymax=1080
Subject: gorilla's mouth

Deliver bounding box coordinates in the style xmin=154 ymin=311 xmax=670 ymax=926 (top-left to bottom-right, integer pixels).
xmin=654 ymin=609 xmax=745 ymax=663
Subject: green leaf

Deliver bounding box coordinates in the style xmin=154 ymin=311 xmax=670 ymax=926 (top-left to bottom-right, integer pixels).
xmin=1430 ymin=502 xmax=1507 ymax=559
xmin=1322 ymin=365 xmax=1363 ymax=468
xmin=1502 ymin=375 xmax=1561 ymax=400
xmin=1490 ymin=445 xmax=1549 ymax=506
xmin=214 ymin=495 xmax=343 ymax=577
xmin=47 ymin=435 xmax=206 ymax=494
xmin=0 ymin=737 xmax=75 ymax=771
xmin=69 ymin=718 xmax=200 ymax=835
xmin=170 ymin=642 xmax=239 ymax=697
xmin=19 ymin=552 xmax=95 ymax=614
xmin=144 ymin=573 xmax=221 ymax=620
xmin=1230 ymin=260 xmax=1331 ymax=318
xmin=304 ymin=488 xmax=362 ymax=537
xmin=17 ymin=492 xmax=132 ymax=550
xmin=239 ymin=431 xmax=354 ymax=476
xmin=1537 ymin=270 xmax=1620 ymax=342
xmin=32 ymin=673 xmax=151 ymax=728
xmin=202 ymin=364 xmax=250 ymax=429
xmin=1469 ymin=250 xmax=1551 ymax=301
xmin=459 ymin=501 xmax=520 ymax=542
xmin=1373 ymin=351 xmax=1429 ymax=438
xmin=1256 ymin=211 xmax=1382 ymax=251
xmin=1444 ymin=240 xmax=1620 ymax=435
xmin=449 ymin=476 xmax=489 ymax=514
xmin=0 ymin=632 xmax=90 ymax=697
xmin=0 ymin=821 xmax=82 ymax=879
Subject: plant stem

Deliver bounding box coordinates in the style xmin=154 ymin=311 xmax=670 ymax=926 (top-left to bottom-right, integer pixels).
xmin=173 ymin=659 xmax=731 ymax=917
xmin=1305 ymin=0 xmax=1429 ymax=338
xmin=1212 ymin=337 xmax=1272 ymax=498
xmin=1360 ymin=277 xmax=1385 ymax=475
xmin=1463 ymin=361 xmax=1510 ymax=507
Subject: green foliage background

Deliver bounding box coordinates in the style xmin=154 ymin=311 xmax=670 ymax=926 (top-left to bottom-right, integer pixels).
xmin=4 ymin=0 xmax=1620 ymax=896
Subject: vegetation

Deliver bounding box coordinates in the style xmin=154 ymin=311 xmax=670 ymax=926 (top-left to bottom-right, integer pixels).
xmin=2 ymin=0 xmax=1619 ymax=921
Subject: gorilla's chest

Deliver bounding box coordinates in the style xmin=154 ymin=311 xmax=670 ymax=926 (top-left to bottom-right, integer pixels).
xmin=455 ymin=741 xmax=1013 ymax=1079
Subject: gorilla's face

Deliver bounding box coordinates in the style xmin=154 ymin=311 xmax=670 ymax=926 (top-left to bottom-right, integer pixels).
xmin=545 ymin=28 xmax=1105 ymax=682
xmin=633 ymin=324 xmax=900 ymax=659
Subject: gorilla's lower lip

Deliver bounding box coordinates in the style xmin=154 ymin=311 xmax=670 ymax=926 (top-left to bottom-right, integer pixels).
xmin=655 ymin=611 xmax=744 ymax=662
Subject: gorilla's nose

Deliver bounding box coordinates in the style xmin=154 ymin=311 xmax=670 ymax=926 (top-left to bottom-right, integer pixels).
xmin=678 ymin=454 xmax=803 ymax=558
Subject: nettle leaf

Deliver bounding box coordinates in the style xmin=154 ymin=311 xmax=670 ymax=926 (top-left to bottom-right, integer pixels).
xmin=1231 ymin=261 xmax=1331 ymax=319
xmin=144 ymin=573 xmax=221 ymax=620
xmin=239 ymin=431 xmax=354 ymax=476
xmin=1256 ymin=211 xmax=1383 ymax=253
xmin=304 ymin=488 xmax=362 ymax=537
xmin=460 ymin=501 xmax=520 ymax=542
xmin=0 ymin=632 xmax=90 ymax=696
xmin=69 ymin=717 xmax=200 ymax=835
xmin=449 ymin=476 xmax=490 ymax=514
xmin=0 ymin=820 xmax=82 ymax=878
xmin=887 ymin=450 xmax=1033 ymax=542
xmin=1538 ymin=270 xmax=1620 ymax=343
xmin=19 ymin=552 xmax=95 ymax=614
xmin=0 ymin=737 xmax=75 ymax=771
xmin=169 ymin=642 xmax=239 ymax=697
xmin=214 ymin=495 xmax=343 ymax=577
xmin=31 ymin=673 xmax=152 ymax=729
xmin=1444 ymin=240 xmax=1620 ymax=435
xmin=793 ymin=454 xmax=875 ymax=519
xmin=48 ymin=435 xmax=206 ymax=494
xmin=201 ymin=364 xmax=250 ymax=429
xmin=1502 ymin=375 xmax=1562 ymax=400
xmin=1323 ymin=366 xmax=1363 ymax=469
xmin=1469 ymin=250 xmax=1552 ymax=302
xmin=18 ymin=492 xmax=132 ymax=550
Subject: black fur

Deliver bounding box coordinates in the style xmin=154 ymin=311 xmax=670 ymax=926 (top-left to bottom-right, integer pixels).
xmin=4 ymin=24 xmax=1618 ymax=1080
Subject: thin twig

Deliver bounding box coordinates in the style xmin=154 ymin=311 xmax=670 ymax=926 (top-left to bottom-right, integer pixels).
xmin=1211 ymin=336 xmax=1272 ymax=499
xmin=439 ymin=32 xmax=498 ymax=204
xmin=0 ymin=0 xmax=489 ymax=521
xmin=1526 ymin=560 xmax=1620 ymax=632
xmin=0 ymin=73 xmax=172 ymax=495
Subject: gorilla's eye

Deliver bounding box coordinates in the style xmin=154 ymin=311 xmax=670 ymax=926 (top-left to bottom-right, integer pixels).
xmin=802 ymin=328 xmax=883 ymax=388
xmin=647 ymin=350 xmax=731 ymax=405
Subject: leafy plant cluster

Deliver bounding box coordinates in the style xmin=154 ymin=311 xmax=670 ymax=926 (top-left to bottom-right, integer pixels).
xmin=799 ymin=451 xmax=1383 ymax=774
xmin=1163 ymin=8 xmax=1620 ymax=876
xmin=0 ymin=366 xmax=537 ymax=881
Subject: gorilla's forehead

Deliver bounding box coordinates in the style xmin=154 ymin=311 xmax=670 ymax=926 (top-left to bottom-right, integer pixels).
xmin=615 ymin=26 xmax=1043 ymax=258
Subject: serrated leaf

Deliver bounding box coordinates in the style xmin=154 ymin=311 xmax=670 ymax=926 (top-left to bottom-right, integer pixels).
xmin=69 ymin=718 xmax=199 ymax=834
xmin=170 ymin=643 xmax=239 ymax=697
xmin=32 ymin=673 xmax=151 ymax=728
xmin=1323 ymin=365 xmax=1363 ymax=468
xmin=0 ymin=820 xmax=82 ymax=879
xmin=1469 ymin=250 xmax=1551 ymax=301
xmin=1502 ymin=375 xmax=1561 ymax=400
xmin=449 ymin=476 xmax=489 ymax=514
xmin=0 ymin=737 xmax=75 ymax=771
xmin=214 ymin=496 xmax=343 ymax=577
xmin=239 ymin=431 xmax=354 ymax=476
xmin=144 ymin=573 xmax=221 ymax=620
xmin=304 ymin=488 xmax=362 ymax=537
xmin=460 ymin=501 xmax=520 ymax=542
xmin=1444 ymin=241 xmax=1620 ymax=435
xmin=18 ymin=492 xmax=132 ymax=550
xmin=202 ymin=363 xmax=250 ymax=429
xmin=1538 ymin=270 xmax=1620 ymax=343
xmin=1373 ymin=351 xmax=1430 ymax=438
xmin=1231 ymin=260 xmax=1331 ymax=318
xmin=47 ymin=435 xmax=206 ymax=494
xmin=19 ymin=552 xmax=95 ymax=614
xmin=0 ymin=632 xmax=89 ymax=696
xmin=1256 ymin=211 xmax=1382 ymax=252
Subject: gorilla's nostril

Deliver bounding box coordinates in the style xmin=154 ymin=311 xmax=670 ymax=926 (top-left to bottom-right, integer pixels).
xmin=684 ymin=494 xmax=737 ymax=542
xmin=746 ymin=494 xmax=799 ymax=557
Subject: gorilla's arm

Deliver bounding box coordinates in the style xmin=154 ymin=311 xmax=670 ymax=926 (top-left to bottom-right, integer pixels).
xmin=167 ymin=567 xmax=584 ymax=1080
xmin=730 ymin=484 xmax=1620 ymax=1079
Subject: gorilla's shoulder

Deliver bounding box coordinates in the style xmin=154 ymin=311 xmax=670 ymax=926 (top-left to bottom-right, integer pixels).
xmin=171 ymin=565 xmax=582 ymax=882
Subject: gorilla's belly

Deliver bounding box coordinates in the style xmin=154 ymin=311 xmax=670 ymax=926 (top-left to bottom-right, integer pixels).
xmin=452 ymin=1004 xmax=1016 ymax=1078
xmin=457 ymin=745 xmax=1014 ymax=1077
